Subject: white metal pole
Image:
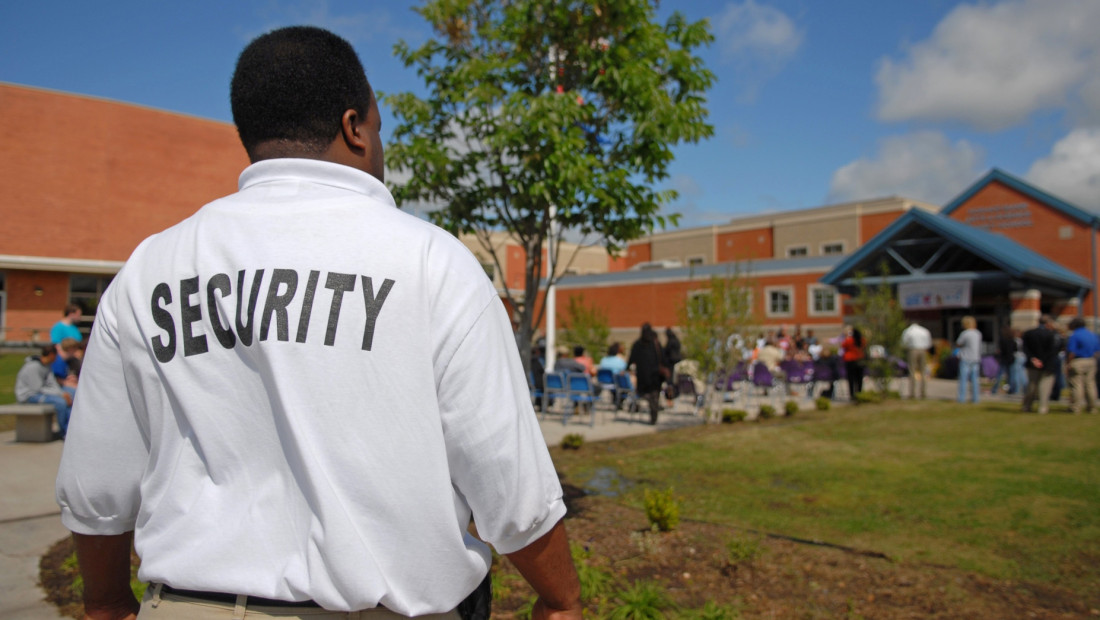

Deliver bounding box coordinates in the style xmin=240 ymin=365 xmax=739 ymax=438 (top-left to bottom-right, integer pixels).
xmin=545 ymin=204 xmax=558 ymax=371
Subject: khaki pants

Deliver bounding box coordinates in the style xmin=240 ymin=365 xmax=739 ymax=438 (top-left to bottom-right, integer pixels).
xmin=1067 ymin=357 xmax=1098 ymax=413
xmin=139 ymin=584 xmax=460 ymax=620
xmin=1022 ymin=368 xmax=1055 ymax=414
xmin=907 ymin=349 xmax=928 ymax=399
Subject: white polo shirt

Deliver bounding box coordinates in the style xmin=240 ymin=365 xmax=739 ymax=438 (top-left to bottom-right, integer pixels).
xmin=56 ymin=159 xmax=565 ymax=614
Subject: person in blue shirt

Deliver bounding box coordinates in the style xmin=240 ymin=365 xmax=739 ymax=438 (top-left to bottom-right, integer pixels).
xmin=1064 ymin=316 xmax=1099 ymax=414
xmin=597 ymin=342 xmax=628 ymax=374
xmin=49 ymin=304 xmax=83 ymax=347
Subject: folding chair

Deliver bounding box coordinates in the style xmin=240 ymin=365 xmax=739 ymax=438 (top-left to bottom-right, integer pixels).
xmin=567 ymin=372 xmax=598 ymax=427
xmin=751 ymin=363 xmax=783 ymax=407
xmin=614 ymin=372 xmax=642 ymax=423
xmin=782 ymin=360 xmax=814 ymax=399
xmin=527 ymin=370 xmax=544 ymax=411
xmin=595 ymin=367 xmax=618 ymax=408
xmin=542 ymin=372 xmax=567 ymax=421
xmin=675 ymin=373 xmax=704 ymax=415
xmin=716 ymin=361 xmax=749 ymax=405
xmin=811 ymin=360 xmax=836 ymax=399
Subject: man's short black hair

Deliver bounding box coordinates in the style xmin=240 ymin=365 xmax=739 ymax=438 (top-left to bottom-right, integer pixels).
xmin=230 ymin=26 xmax=371 ymax=159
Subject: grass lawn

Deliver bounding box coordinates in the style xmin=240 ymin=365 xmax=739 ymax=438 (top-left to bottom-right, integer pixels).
xmin=550 ymin=399 xmax=1100 ymax=597
xmin=0 ymin=353 xmax=29 ymax=431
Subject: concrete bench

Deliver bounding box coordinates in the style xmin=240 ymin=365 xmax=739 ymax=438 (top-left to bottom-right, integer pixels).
xmin=0 ymin=403 xmax=56 ymax=442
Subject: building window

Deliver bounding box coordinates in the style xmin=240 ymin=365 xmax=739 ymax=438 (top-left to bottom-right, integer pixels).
xmin=1059 ymin=226 xmax=1073 ymax=240
xmin=686 ymin=290 xmax=711 ymax=318
xmin=70 ymin=274 xmax=114 ymax=315
xmin=765 ymin=286 xmax=793 ymax=317
xmin=808 ymin=285 xmax=838 ymax=316
xmin=821 ymin=242 xmax=845 ymax=255
xmin=786 ymin=246 xmax=808 ymax=258
xmin=687 ymin=256 xmax=705 ymax=266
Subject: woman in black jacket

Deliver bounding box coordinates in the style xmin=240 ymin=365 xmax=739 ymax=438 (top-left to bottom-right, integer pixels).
xmin=628 ymin=323 xmax=665 ymax=424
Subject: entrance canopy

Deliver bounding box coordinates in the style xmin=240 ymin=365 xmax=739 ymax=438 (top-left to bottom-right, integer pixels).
xmin=820 ymin=209 xmax=1092 ymax=299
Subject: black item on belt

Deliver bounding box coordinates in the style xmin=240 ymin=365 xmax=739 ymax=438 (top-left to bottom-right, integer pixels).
xmin=457 ymin=572 xmax=492 ymax=620
xmin=160 ymin=585 xmax=322 ymax=608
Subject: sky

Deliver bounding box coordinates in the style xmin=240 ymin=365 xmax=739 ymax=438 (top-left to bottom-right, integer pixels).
xmin=2 ymin=0 xmax=1098 ymax=231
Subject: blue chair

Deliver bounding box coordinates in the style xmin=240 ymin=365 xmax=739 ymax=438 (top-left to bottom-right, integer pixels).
xmin=528 ymin=370 xmax=544 ymax=410
xmin=542 ymin=372 xmax=567 ymax=420
xmin=614 ymin=372 xmax=642 ymax=423
xmin=596 ymin=367 xmax=618 ymax=407
xmin=566 ymin=372 xmax=597 ymax=427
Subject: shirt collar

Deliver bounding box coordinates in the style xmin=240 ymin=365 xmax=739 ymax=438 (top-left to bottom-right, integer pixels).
xmin=237 ymin=158 xmax=397 ymax=208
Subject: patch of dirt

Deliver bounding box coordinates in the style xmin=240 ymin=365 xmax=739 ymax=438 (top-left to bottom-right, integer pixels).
xmin=40 ymin=497 xmax=1100 ymax=619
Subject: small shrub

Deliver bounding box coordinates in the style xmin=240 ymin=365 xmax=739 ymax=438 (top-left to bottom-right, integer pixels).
xmin=606 ymin=579 xmax=674 ymax=620
xmin=561 ymin=433 xmax=585 ymax=450
xmin=815 ymin=396 xmax=831 ymax=411
xmin=643 ymin=487 xmax=681 ymax=532
xmin=721 ymin=409 xmax=747 ymax=424
xmin=680 ymin=600 xmax=742 ymax=620
xmin=784 ymin=400 xmax=799 ymax=416
xmin=571 ymin=542 xmax=616 ymax=600
xmin=726 ymin=536 xmax=764 ymax=565
xmin=884 ymin=390 xmax=901 ymax=400
xmin=854 ymin=391 xmax=881 ymax=404
xmin=757 ymin=404 xmax=776 ymax=419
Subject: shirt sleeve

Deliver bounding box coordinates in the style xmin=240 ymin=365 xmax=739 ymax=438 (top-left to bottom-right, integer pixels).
xmin=55 ymin=287 xmax=151 ymax=536
xmin=435 ymin=294 xmax=565 ymax=555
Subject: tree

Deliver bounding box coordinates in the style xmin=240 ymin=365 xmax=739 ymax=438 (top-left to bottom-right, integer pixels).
xmin=851 ymin=267 xmax=907 ymax=393
xmin=676 ymin=266 xmax=757 ymax=418
xmin=385 ymin=0 xmax=715 ymax=370
xmin=559 ymin=294 xmax=610 ymax=362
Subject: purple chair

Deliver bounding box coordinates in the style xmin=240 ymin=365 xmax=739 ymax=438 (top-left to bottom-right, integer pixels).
xmin=782 ymin=360 xmax=815 ymax=398
xmin=752 ymin=363 xmax=779 ymax=395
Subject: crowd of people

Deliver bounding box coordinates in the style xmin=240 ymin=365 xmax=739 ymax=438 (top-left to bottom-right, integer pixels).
xmin=530 ymin=323 xmax=684 ymax=425
xmin=531 ymin=313 xmax=1100 ymax=418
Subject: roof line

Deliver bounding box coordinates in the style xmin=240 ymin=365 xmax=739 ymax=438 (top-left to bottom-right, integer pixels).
xmin=941 ymin=168 xmax=1098 ymax=225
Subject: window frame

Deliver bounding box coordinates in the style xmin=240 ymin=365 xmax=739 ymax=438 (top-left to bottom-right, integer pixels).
xmin=807 ymin=284 xmax=839 ymax=317
xmin=765 ymin=285 xmax=794 ymax=318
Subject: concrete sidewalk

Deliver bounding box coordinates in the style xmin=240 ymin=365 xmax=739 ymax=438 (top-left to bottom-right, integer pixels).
xmin=0 ymin=376 xmax=1021 ymax=619
xmin=0 ymin=432 xmax=67 ymax=619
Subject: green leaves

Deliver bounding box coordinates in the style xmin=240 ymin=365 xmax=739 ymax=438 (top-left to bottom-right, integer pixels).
xmin=385 ymin=0 xmax=714 ymax=364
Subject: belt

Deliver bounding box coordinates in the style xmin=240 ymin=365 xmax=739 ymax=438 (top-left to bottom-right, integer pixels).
xmin=160 ymin=584 xmax=322 ymax=608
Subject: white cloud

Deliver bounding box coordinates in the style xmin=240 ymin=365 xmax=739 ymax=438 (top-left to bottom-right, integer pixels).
xmin=828 ymin=131 xmax=984 ymax=204
xmin=1026 ymin=127 xmax=1100 ymax=210
xmin=714 ymin=1 xmax=803 ymax=101
xmin=247 ymin=1 xmax=423 ymax=47
xmin=876 ymin=0 xmax=1100 ymax=130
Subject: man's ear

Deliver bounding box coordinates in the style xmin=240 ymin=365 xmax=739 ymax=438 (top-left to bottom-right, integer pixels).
xmin=340 ymin=108 xmax=367 ymax=154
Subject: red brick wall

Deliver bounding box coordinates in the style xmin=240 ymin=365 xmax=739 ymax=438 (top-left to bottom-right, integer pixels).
xmin=4 ymin=270 xmax=71 ymax=341
xmin=505 ymin=244 xmax=527 ymax=291
xmin=860 ymin=211 xmax=902 ymax=244
xmin=0 ymin=84 xmax=249 ymax=262
xmin=548 ymin=269 xmax=838 ymax=334
xmin=946 ymin=180 xmax=1097 ymax=312
xmin=716 ymin=228 xmax=773 ymax=261
xmin=607 ymin=254 xmax=629 ymax=272
xmin=624 ymin=242 xmax=651 ymax=268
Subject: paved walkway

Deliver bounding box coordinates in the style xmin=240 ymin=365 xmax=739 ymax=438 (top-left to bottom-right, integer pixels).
xmin=0 ymin=377 xmax=1023 ymax=618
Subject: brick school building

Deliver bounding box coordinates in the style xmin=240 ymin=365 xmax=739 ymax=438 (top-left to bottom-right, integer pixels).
xmin=1 ymin=83 xmax=1096 ymax=356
